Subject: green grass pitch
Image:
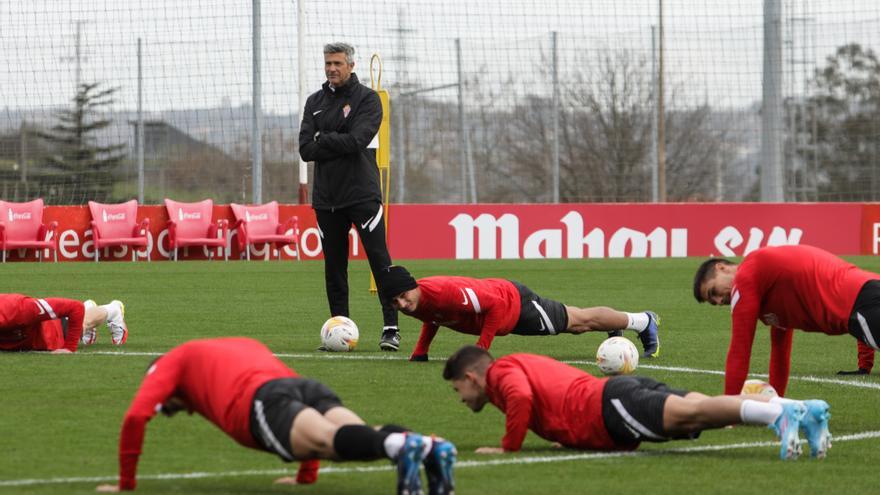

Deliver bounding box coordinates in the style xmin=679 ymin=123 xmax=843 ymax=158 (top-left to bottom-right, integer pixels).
xmin=1 ymin=257 xmax=878 ymax=494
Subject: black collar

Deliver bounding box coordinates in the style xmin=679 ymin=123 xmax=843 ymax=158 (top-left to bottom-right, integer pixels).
xmin=323 ymin=73 xmax=360 ymax=96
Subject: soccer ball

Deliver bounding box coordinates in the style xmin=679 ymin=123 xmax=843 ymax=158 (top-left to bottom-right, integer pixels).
xmin=740 ymin=379 xmax=778 ymax=397
xmin=320 ymin=316 xmax=360 ymax=352
xmin=596 ymin=336 xmax=639 ymax=376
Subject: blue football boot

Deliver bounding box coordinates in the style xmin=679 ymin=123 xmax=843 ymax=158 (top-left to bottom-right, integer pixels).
xmin=397 ymin=433 xmax=424 ymax=495
xmin=639 ymin=311 xmax=661 ymax=358
xmin=424 ymin=439 xmax=457 ymax=495
xmin=801 ymin=400 xmax=831 ymax=459
xmin=771 ymin=402 xmax=806 ymax=460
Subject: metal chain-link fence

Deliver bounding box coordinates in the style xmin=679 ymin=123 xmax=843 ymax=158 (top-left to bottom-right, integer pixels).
xmin=1 ymin=1 xmax=879 ymax=204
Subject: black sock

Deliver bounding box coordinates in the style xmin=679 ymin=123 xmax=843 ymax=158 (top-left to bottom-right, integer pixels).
xmin=333 ymin=425 xmax=391 ymax=461
xmin=378 ymin=424 xmax=408 ymax=434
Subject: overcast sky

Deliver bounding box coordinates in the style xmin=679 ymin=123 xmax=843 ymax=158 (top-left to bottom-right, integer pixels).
xmin=2 ymin=0 xmax=879 ymax=115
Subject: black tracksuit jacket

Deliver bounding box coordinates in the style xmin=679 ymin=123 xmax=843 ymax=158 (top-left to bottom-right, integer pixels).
xmin=298 ymin=73 xmax=383 ymax=211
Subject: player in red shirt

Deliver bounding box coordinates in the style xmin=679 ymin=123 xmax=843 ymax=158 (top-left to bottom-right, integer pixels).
xmin=443 ymin=345 xmax=833 ymax=461
xmin=693 ymin=245 xmax=879 ymax=397
xmin=95 ymin=337 xmax=456 ymax=495
xmin=379 ymin=265 xmax=661 ymax=361
xmin=0 ymin=294 xmax=128 ymax=353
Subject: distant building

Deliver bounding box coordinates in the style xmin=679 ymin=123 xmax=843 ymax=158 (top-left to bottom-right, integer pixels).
xmin=129 ymin=120 xmax=232 ymax=161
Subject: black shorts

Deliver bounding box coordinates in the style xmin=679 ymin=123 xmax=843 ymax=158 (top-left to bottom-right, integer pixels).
xmin=848 ymin=280 xmax=880 ymax=351
xmin=248 ymin=377 xmax=343 ymax=462
xmin=601 ymin=375 xmax=692 ymax=446
xmin=510 ymin=281 xmax=569 ymax=336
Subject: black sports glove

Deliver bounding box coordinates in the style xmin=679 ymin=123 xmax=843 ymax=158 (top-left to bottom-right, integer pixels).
xmin=836 ymin=368 xmax=870 ymax=375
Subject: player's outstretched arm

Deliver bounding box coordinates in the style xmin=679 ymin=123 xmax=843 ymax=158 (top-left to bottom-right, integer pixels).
xmin=475 ymin=309 xmax=506 ymax=350
xmin=43 ymin=297 xmax=86 ymax=351
xmin=274 ymin=459 xmax=320 ymax=485
xmin=768 ymin=326 xmax=794 ymax=396
xmin=410 ymin=322 xmax=438 ymax=361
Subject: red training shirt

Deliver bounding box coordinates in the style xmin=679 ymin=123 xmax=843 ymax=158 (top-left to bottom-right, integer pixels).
xmin=0 ymin=294 xmax=84 ymax=351
xmin=725 ymin=245 xmax=876 ymax=396
xmin=408 ymin=276 xmax=522 ymax=357
xmin=117 ymin=337 xmax=297 ymax=490
xmin=484 ymin=353 xmax=621 ymax=452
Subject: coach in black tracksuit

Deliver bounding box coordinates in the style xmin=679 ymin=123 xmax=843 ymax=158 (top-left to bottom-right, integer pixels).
xmin=299 ymin=42 xmax=400 ymax=351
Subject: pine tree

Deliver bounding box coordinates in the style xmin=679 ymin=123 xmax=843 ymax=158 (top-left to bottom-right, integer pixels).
xmin=39 ymin=82 xmax=126 ymax=203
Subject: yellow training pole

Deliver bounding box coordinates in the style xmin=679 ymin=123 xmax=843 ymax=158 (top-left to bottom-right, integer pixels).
xmin=369 ymin=54 xmax=391 ymax=294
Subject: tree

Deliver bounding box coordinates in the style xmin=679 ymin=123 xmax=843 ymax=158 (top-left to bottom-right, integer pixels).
xmin=39 ymin=83 xmax=127 ymax=203
xmin=388 ymin=48 xmax=731 ymax=203
xmin=802 ymin=43 xmax=880 ymax=200
xmin=498 ymin=49 xmax=728 ymax=202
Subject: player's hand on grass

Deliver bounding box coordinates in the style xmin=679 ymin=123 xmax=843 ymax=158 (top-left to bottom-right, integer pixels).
xmin=409 ymin=353 xmax=428 ymax=362
xmin=51 ymin=349 xmax=73 ymax=354
xmin=95 ymin=484 xmax=120 ymax=492
xmin=274 ymin=476 xmax=300 ymax=485
xmin=475 ymin=446 xmax=505 ymax=454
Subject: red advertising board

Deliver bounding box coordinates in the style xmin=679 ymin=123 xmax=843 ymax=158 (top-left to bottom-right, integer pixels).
xmin=388 ymin=203 xmax=864 ymax=259
xmin=2 ymin=202 xmax=875 ymax=262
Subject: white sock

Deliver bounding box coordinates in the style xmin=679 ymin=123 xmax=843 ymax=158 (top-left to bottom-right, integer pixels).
xmin=740 ymin=399 xmax=783 ymax=425
xmin=383 ymin=433 xmax=406 ymax=459
xmin=382 ymin=433 xmax=432 ymax=460
xmin=769 ymin=397 xmax=801 ymax=407
xmin=625 ymin=312 xmax=650 ymax=332
xmin=100 ymin=303 xmax=120 ymax=323
xmin=420 ymin=436 xmax=433 ymax=458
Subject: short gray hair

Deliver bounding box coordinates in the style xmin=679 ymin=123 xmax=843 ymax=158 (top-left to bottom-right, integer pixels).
xmin=324 ymin=42 xmax=355 ymax=64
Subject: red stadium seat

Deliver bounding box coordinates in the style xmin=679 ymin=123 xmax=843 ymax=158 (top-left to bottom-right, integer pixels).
xmin=163 ymin=198 xmax=229 ymax=261
xmin=88 ymin=200 xmax=150 ymax=262
xmin=230 ymin=201 xmax=300 ymax=261
xmin=0 ymin=198 xmax=58 ymax=263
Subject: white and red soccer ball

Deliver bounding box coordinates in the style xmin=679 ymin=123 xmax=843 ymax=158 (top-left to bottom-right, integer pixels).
xmin=740 ymin=379 xmax=778 ymax=397
xmin=320 ymin=316 xmax=360 ymax=352
xmin=596 ymin=336 xmax=639 ymax=376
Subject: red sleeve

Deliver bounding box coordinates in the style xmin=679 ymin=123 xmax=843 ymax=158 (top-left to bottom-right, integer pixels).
xmin=858 ymin=340 xmax=875 ymax=372
xmin=768 ymin=326 xmax=793 ymax=396
xmin=724 ymin=286 xmax=761 ymax=395
xmin=475 ymin=308 xmax=507 ymax=350
xmin=20 ymin=297 xmax=85 ymax=352
xmin=41 ymin=298 xmax=85 ymax=351
xmin=469 ymin=288 xmax=508 ymax=350
xmin=411 ymin=321 xmax=439 ymax=357
xmin=295 ymin=459 xmax=320 ymax=484
xmin=490 ymin=362 xmax=534 ymax=452
xmin=118 ymin=358 xmax=182 ymax=490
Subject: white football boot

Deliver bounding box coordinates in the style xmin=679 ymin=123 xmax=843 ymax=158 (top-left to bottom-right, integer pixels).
xmin=107 ymin=300 xmax=128 ymax=345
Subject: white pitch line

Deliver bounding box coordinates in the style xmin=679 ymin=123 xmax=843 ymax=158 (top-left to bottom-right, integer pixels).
xmin=2 ymin=430 xmax=878 ymax=488
xmin=85 ymin=350 xmax=880 ymax=390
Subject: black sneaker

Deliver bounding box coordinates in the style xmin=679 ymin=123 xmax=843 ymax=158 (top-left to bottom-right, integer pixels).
xmin=379 ymin=327 xmax=401 ymax=351
xmin=639 ymin=311 xmax=660 ymax=358
xmin=836 ymin=368 xmax=869 ymax=375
